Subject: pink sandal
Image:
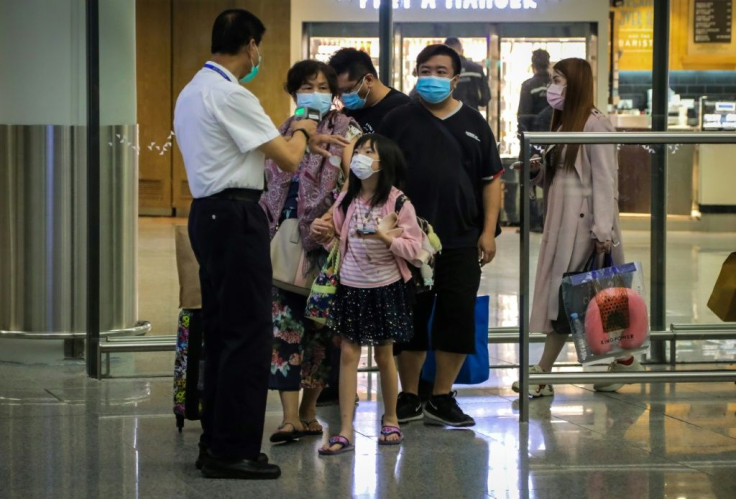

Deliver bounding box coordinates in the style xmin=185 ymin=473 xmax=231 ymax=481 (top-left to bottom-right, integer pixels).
xmin=378 ymin=425 xmax=403 ymax=446
xmin=318 ymin=435 xmax=355 ymax=455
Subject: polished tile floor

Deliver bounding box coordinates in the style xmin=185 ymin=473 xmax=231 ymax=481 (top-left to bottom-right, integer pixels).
xmin=1 ymin=218 xmax=735 ymax=498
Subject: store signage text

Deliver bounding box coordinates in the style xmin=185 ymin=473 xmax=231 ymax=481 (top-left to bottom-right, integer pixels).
xmin=358 ymin=0 xmax=539 ymax=10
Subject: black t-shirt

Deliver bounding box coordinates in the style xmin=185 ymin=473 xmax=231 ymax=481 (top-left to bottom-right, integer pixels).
xmin=345 ymin=88 xmax=411 ymax=134
xmin=382 ymin=100 xmax=504 ymax=249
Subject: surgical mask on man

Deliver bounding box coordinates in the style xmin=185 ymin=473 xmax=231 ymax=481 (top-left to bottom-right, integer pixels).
xmin=341 ymin=78 xmax=369 ymax=110
xmin=350 ymin=154 xmax=379 ymax=180
xmin=296 ymin=92 xmax=333 ymax=116
xmin=240 ymin=46 xmax=261 ymax=83
xmin=415 ymin=76 xmax=453 ymax=104
xmin=546 ymin=84 xmax=566 ymax=110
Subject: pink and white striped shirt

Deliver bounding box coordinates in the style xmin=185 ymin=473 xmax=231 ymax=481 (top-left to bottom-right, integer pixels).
xmin=339 ymin=196 xmax=402 ymax=288
xmin=330 ymin=187 xmax=425 ymax=289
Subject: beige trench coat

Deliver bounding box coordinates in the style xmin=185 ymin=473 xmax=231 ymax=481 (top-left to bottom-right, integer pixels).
xmin=530 ymin=109 xmax=625 ymax=333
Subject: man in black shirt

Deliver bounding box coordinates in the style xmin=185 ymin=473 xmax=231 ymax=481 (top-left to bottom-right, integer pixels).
xmin=328 ymin=48 xmax=411 ymax=134
xmin=444 ymin=37 xmax=491 ymax=111
xmin=382 ymin=44 xmax=503 ymax=427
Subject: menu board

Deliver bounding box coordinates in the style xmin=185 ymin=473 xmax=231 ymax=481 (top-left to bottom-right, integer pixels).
xmin=701 ymin=100 xmax=736 ymax=130
xmin=694 ymin=0 xmax=732 ymax=44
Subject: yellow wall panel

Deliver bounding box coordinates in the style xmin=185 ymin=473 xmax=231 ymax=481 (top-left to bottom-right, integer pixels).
xmin=614 ymin=0 xmax=736 ymax=71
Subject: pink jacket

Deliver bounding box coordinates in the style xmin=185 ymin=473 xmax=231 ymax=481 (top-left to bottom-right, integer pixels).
xmin=331 ymin=187 xmax=424 ymax=283
xmin=530 ymin=109 xmax=625 ymax=332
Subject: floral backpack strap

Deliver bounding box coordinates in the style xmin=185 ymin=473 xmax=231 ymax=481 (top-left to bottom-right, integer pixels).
xmin=330 ymin=239 xmax=340 ymax=272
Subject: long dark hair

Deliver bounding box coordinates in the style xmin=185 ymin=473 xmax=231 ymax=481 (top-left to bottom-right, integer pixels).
xmin=549 ymin=58 xmax=595 ymax=172
xmin=339 ymin=134 xmax=406 ymax=214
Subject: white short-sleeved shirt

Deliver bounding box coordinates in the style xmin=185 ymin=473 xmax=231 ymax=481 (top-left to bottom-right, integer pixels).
xmin=173 ymin=61 xmax=280 ymax=198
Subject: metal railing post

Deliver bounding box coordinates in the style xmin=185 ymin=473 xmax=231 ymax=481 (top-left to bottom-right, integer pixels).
xmin=518 ymin=136 xmax=533 ymax=423
xmin=378 ymin=0 xmax=392 ymax=86
xmin=649 ymin=0 xmax=671 ymax=363
xmin=85 ymin=0 xmax=101 ymax=378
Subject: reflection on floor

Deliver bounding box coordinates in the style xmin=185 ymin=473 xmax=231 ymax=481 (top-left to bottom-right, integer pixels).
xmin=1 ymin=218 xmax=734 ymax=498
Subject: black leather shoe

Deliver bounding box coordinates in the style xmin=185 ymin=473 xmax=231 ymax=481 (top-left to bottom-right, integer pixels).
xmin=201 ymin=456 xmax=280 ymax=480
xmin=196 ymin=443 xmax=268 ymax=470
xmin=195 ymin=442 xmax=208 ymax=470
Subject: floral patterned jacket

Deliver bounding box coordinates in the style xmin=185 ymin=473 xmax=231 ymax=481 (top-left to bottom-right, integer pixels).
xmin=259 ymin=111 xmax=361 ymax=253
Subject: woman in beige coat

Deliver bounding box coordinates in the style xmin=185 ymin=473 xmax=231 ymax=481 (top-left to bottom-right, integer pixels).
xmin=512 ymin=58 xmax=643 ymax=398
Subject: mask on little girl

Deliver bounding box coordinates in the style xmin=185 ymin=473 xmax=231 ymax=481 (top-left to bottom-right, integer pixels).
xmin=350 ymin=154 xmax=379 ymax=180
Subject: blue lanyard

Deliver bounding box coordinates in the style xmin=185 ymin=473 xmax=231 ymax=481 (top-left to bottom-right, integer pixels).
xmin=204 ymin=63 xmax=232 ymax=82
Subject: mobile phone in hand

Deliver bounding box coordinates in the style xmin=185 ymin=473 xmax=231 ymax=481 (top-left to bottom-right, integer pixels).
xmin=510 ymin=158 xmax=541 ymax=170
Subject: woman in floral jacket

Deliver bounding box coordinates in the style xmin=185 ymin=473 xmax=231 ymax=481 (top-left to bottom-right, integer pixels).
xmin=259 ymin=60 xmax=361 ymax=442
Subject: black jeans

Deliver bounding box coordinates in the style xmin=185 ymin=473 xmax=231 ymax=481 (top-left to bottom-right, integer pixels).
xmin=188 ymin=196 xmax=271 ymax=460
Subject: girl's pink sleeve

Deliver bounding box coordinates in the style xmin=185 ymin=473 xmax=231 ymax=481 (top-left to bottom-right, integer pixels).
xmin=332 ymin=193 xmax=346 ymax=232
xmin=389 ymin=199 xmax=423 ymax=262
xmin=326 ymin=193 xmax=346 ymax=252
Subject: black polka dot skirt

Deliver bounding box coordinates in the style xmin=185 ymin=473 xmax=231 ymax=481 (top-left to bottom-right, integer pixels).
xmin=328 ymin=279 xmax=414 ymax=346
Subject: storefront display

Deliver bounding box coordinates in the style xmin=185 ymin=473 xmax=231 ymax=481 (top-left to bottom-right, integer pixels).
xmin=498 ymin=37 xmax=586 ymax=157
xmin=292 ymin=0 xmax=610 ymax=158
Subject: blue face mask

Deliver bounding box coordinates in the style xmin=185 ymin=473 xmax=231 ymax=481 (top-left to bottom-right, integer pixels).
xmin=341 ymin=78 xmax=369 ymax=110
xmin=415 ymin=76 xmax=453 ymax=104
xmin=240 ymin=46 xmax=261 ymax=83
xmin=296 ymin=92 xmax=333 ymax=116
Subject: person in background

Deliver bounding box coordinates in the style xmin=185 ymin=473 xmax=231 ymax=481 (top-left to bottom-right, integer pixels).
xmin=174 ymin=9 xmax=342 ymax=480
xmin=260 ymin=60 xmax=361 ymax=443
xmin=312 ymin=47 xmax=412 ymax=406
xmin=517 ymin=49 xmax=552 ymax=136
xmin=517 ymin=49 xmax=553 ymax=233
xmin=382 ymin=44 xmax=503 ymax=427
xmin=443 ymin=37 xmax=491 ymax=111
xmin=319 ymin=134 xmax=424 ymax=455
xmin=511 ymin=58 xmax=644 ymax=398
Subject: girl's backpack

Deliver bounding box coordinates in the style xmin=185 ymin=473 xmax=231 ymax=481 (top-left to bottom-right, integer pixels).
xmin=394 ymin=194 xmax=442 ymax=293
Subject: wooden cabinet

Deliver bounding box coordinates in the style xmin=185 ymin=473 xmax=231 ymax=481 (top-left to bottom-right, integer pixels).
xmin=136 ymin=0 xmax=173 ymax=215
xmin=136 ymin=0 xmax=292 ymax=216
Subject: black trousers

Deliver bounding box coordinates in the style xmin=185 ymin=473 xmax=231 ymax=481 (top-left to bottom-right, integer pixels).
xmin=394 ymin=247 xmax=481 ymax=355
xmin=188 ymin=196 xmax=271 ymax=460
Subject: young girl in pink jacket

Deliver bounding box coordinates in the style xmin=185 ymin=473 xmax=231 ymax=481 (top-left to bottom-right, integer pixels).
xmin=319 ymin=134 xmax=424 ymax=456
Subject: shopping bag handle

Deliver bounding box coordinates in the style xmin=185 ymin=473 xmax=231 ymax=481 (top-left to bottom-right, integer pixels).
xmin=583 ymin=250 xmax=613 ymax=273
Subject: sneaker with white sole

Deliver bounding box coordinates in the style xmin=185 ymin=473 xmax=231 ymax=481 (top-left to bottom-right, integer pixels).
xmin=423 ymin=391 xmax=475 ymax=427
xmin=511 ymin=365 xmax=554 ymax=398
xmin=593 ymin=357 xmax=644 ymax=392
xmin=396 ymin=392 xmax=424 ymax=423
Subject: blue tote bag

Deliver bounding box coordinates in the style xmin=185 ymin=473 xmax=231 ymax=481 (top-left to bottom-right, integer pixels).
xmin=421 ymin=295 xmax=490 ymax=385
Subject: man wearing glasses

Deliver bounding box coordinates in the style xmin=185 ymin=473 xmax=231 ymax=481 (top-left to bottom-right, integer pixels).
xmin=328 ymin=48 xmax=410 ymax=134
